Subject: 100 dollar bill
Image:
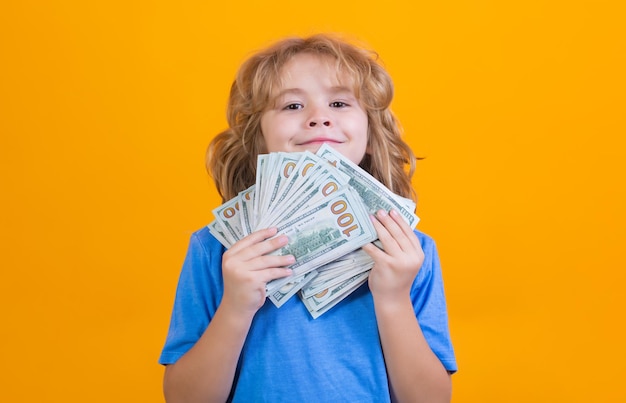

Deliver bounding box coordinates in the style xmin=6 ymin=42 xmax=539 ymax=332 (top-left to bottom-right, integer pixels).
xmin=300 ymin=270 xmax=370 ymax=319
xmin=316 ymin=143 xmax=419 ymax=229
xmin=265 ymin=187 xmax=377 ymax=294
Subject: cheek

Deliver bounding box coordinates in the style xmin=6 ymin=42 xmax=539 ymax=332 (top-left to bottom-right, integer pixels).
xmin=259 ymin=116 xmax=274 ymax=146
xmin=355 ymin=110 xmax=369 ymax=133
xmin=263 ymin=120 xmax=296 ymax=149
xmin=358 ymin=118 xmax=370 ymax=142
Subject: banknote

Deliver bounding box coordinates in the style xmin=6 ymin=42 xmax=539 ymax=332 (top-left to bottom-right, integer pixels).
xmin=316 ymin=143 xmax=419 ymax=229
xmin=253 ymin=154 xmax=269 ymax=223
xmin=300 ymin=271 xmax=370 ymax=319
xmin=208 ymin=146 xmax=420 ymax=317
xmin=238 ymin=185 xmax=256 ymax=236
xmin=257 ymin=152 xmax=323 ymax=229
xmin=262 ymin=164 xmax=350 ymax=229
xmin=265 ymin=187 xmax=377 ymax=293
xmin=262 ymin=152 xmax=304 ymax=219
xmin=208 ymin=220 xmax=234 ymax=248
xmin=268 ymin=269 xmax=318 ymax=308
xmin=300 ymin=263 xmax=372 ymax=299
xmin=212 ymin=195 xmax=246 ymax=242
xmin=300 ymin=249 xmax=374 ymax=298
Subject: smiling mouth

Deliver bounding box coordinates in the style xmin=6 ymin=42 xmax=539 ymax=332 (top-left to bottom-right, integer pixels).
xmin=298 ymin=139 xmax=342 ymax=146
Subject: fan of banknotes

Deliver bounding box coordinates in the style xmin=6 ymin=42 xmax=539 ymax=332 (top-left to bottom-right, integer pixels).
xmin=209 ymin=143 xmax=419 ymax=318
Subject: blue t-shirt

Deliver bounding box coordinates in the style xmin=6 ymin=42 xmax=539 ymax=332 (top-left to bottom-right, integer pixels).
xmin=160 ymin=226 xmax=457 ymax=402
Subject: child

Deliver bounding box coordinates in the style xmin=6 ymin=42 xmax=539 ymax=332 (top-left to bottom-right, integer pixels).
xmin=159 ymin=34 xmax=457 ymax=402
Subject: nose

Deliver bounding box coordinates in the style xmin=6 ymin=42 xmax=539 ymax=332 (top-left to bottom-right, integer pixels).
xmin=309 ymin=120 xmax=331 ymax=127
xmin=306 ymin=107 xmax=332 ymax=128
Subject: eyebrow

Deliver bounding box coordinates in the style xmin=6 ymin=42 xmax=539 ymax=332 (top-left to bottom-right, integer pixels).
xmin=274 ymin=86 xmax=356 ymax=99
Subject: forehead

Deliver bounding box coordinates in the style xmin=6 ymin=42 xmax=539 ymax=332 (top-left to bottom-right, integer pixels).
xmin=276 ymin=52 xmax=355 ymax=89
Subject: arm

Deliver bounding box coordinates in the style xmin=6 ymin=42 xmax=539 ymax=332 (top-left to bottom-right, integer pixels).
xmin=163 ymin=228 xmax=294 ymax=403
xmin=362 ymin=210 xmax=452 ymax=403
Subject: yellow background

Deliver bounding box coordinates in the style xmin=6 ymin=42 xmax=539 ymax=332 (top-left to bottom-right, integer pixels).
xmin=1 ymin=1 xmax=624 ymax=401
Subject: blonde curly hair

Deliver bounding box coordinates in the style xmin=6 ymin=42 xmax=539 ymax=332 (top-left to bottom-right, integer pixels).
xmin=206 ymin=33 xmax=416 ymax=202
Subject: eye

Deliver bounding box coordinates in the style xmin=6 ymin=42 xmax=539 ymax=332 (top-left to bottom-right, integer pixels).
xmin=284 ymin=103 xmax=303 ymax=110
xmin=330 ymin=101 xmax=348 ymax=108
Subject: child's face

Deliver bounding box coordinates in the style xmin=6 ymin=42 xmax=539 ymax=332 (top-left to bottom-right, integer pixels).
xmin=260 ymin=53 xmax=369 ymax=165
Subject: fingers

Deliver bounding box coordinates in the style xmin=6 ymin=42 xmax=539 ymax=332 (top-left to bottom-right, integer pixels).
xmin=221 ymin=227 xmax=298 ymax=314
xmin=370 ymin=210 xmax=401 ymax=254
xmin=372 ymin=209 xmax=420 ymax=253
xmin=228 ymin=227 xmax=290 ymax=261
xmin=362 ymin=241 xmax=385 ymax=260
xmin=256 ymin=253 xmax=296 ymax=272
xmin=224 ymin=227 xmax=296 ymax=278
xmin=257 ymin=267 xmax=294 ymax=284
xmin=228 ymin=227 xmax=278 ymax=254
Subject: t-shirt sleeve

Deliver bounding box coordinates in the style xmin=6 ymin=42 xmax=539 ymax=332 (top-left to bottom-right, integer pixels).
xmin=158 ymin=230 xmax=224 ymax=365
xmin=411 ymin=232 xmax=458 ymax=373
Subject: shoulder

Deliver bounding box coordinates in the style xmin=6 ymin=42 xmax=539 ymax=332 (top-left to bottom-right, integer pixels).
xmin=180 ymin=226 xmax=226 ymax=271
xmin=175 ymin=226 xmax=227 ymax=308
xmin=411 ymin=229 xmax=443 ymax=286
xmin=413 ymin=229 xmax=435 ymax=246
xmin=188 ymin=226 xmax=225 ymax=254
xmin=413 ymin=229 xmax=439 ymax=258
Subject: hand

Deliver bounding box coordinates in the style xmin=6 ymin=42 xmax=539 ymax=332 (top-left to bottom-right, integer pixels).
xmin=221 ymin=227 xmax=295 ymax=317
xmin=362 ymin=209 xmax=425 ymax=304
